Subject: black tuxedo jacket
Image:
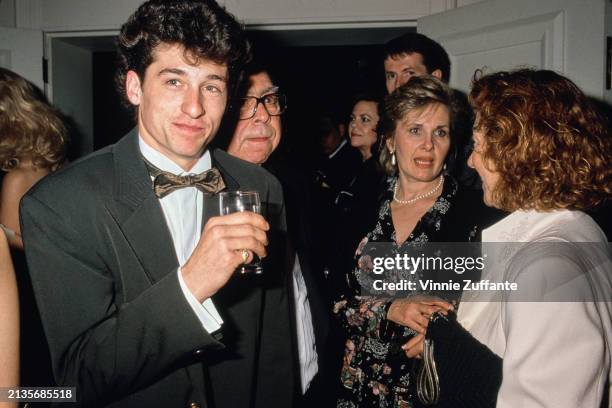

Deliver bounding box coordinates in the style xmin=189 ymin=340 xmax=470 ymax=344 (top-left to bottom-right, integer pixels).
xmin=20 ymin=130 xmax=295 ymax=407
xmin=265 ymin=160 xmax=344 ymax=404
xmin=265 ymin=162 xmax=330 ymax=353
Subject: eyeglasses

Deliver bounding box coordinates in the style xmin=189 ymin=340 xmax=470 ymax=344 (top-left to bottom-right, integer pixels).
xmin=239 ymin=93 xmax=287 ymax=120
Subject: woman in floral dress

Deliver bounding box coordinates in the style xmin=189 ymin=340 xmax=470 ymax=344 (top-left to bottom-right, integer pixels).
xmin=333 ymin=76 xmax=501 ymax=407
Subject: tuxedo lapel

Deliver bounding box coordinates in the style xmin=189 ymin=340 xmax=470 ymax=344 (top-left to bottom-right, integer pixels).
xmin=111 ymin=130 xmax=211 ymax=398
xmin=113 ymin=129 xmax=179 ymax=284
xmin=211 ymin=149 xmax=239 ymax=190
xmin=122 ymin=197 xmax=179 ymax=284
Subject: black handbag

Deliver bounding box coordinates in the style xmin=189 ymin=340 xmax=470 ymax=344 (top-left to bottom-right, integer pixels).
xmin=415 ymin=311 xmax=503 ymax=408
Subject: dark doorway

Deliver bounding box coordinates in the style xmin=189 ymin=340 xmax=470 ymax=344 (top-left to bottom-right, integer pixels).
xmin=92 ymin=51 xmax=136 ymax=150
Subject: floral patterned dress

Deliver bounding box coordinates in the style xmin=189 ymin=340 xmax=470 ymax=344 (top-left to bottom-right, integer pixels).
xmin=333 ymin=176 xmax=479 ymax=408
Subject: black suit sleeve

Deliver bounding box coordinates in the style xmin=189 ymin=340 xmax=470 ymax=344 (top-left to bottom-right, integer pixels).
xmin=254 ymin=182 xmax=296 ymax=407
xmin=20 ymin=194 xmax=222 ymax=406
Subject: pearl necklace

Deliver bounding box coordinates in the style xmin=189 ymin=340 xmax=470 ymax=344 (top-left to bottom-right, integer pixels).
xmin=393 ymin=175 xmax=444 ymax=205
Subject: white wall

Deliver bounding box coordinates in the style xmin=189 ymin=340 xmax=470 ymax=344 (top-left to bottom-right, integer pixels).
xmin=420 ymin=0 xmax=606 ymax=99
xmin=0 ymin=27 xmax=43 ymax=88
xmin=0 ymin=0 xmax=15 ymax=27
xmin=17 ymin=0 xmax=456 ymax=31
xmin=456 ymin=0 xmax=487 ymax=6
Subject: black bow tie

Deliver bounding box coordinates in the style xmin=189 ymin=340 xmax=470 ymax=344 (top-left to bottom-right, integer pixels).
xmin=143 ymin=157 xmax=226 ymax=198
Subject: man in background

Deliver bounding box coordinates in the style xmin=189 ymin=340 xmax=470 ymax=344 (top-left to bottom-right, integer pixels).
xmin=383 ymin=32 xmax=450 ymax=93
xmin=314 ymin=115 xmax=361 ymax=195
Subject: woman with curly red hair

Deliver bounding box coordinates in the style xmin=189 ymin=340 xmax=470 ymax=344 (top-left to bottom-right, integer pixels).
xmin=0 ymin=67 xmax=67 ymax=249
xmin=459 ymin=69 xmax=612 ymax=407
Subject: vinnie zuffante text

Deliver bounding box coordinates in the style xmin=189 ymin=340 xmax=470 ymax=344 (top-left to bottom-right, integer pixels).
xmin=370 ymin=254 xmax=518 ymax=292
xmin=372 ymin=279 xmax=518 ymax=292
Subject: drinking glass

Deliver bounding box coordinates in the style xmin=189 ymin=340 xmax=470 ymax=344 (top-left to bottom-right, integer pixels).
xmin=218 ymin=190 xmax=263 ymax=274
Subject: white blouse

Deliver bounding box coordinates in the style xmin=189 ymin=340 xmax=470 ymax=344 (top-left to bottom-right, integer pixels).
xmin=458 ymin=209 xmax=612 ymax=408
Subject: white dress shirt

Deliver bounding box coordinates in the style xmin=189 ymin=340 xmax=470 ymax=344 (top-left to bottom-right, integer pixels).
xmin=458 ymin=209 xmax=612 ymax=408
xmin=139 ymin=137 xmax=223 ymax=333
xmin=291 ymin=254 xmax=318 ymax=393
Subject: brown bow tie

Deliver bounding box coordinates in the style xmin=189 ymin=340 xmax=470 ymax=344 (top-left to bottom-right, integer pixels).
xmin=143 ymin=158 xmax=226 ymax=198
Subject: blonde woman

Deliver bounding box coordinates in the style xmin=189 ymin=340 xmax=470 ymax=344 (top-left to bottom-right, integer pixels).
xmin=0 ymin=67 xmax=67 ymax=249
xmin=333 ymin=76 xmax=501 ymax=407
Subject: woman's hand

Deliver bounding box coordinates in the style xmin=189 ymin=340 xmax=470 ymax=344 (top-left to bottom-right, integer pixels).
xmin=403 ymin=333 xmax=424 ymax=358
xmin=387 ymin=298 xmax=453 ymax=334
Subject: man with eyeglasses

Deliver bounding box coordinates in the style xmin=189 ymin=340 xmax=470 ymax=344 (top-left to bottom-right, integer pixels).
xmin=227 ymin=64 xmax=285 ymax=164
xmin=227 ymin=59 xmax=339 ymax=407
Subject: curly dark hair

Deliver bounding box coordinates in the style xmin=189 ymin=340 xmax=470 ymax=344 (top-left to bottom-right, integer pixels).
xmin=0 ymin=68 xmax=67 ymax=171
xmin=115 ymin=0 xmax=251 ymax=110
xmin=384 ymin=33 xmax=451 ymax=83
xmin=470 ymin=68 xmax=612 ymax=211
xmin=379 ymin=75 xmax=457 ymax=175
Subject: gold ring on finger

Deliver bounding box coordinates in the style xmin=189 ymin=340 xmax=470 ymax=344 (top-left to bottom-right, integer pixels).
xmin=241 ymin=248 xmax=249 ymax=264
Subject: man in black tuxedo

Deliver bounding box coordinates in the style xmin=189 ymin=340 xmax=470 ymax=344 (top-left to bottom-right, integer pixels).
xmin=314 ymin=115 xmax=362 ymax=196
xmin=225 ymin=60 xmax=341 ymax=406
xmin=19 ymin=1 xmax=295 ymax=407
